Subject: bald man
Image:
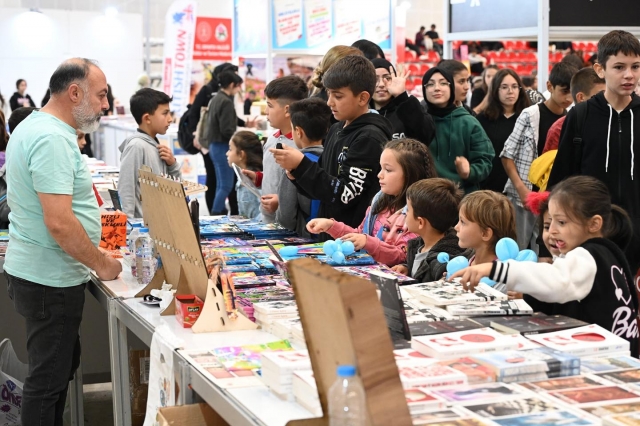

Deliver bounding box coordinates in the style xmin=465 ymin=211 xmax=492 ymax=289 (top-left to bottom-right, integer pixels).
xmin=5 ymin=58 xmax=121 ymax=425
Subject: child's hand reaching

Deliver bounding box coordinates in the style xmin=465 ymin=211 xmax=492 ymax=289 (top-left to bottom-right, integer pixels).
xmin=391 ymin=265 xmax=409 ymax=276
xmin=306 ymin=218 xmax=334 ymax=234
xmin=269 ymin=144 xmax=304 ymax=171
xmin=341 ymin=233 xmax=367 ymax=250
xmin=450 ymin=263 xmax=493 ymax=292
xmin=260 ymin=194 xmax=278 ymax=213
xmin=158 ymin=145 xmax=176 ymax=166
xmin=454 ymin=156 xmax=470 ymax=180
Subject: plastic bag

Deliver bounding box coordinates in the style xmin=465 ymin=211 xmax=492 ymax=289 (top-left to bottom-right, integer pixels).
xmin=0 ymin=339 xmax=28 ymax=426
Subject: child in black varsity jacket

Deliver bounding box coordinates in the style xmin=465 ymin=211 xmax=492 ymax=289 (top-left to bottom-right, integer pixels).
xmin=453 ymin=176 xmax=639 ymax=357
xmin=269 ymin=55 xmax=392 ymax=235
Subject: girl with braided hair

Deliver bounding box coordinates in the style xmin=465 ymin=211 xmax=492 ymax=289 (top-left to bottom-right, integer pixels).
xmin=306 ymin=138 xmax=436 ymax=266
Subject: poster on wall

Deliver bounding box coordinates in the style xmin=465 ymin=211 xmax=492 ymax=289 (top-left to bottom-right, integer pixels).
xmin=305 ymin=0 xmax=332 ymax=47
xmin=162 ymin=0 xmax=197 ymax=116
xmin=193 ymin=17 xmax=232 ymax=60
xmin=234 ymin=0 xmax=268 ymax=54
xmin=362 ymin=0 xmax=390 ymax=44
xmin=333 ymin=0 xmax=360 ymax=42
xmin=274 ymin=0 xmax=304 ymax=47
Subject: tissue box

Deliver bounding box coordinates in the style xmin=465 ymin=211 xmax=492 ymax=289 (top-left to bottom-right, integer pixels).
xmin=175 ymin=295 xmax=204 ymax=328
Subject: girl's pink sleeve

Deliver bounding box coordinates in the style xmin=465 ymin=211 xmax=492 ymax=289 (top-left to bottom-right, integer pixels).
xmin=326 ymin=207 xmax=369 ymax=238
xmin=363 ymin=229 xmax=418 ymax=267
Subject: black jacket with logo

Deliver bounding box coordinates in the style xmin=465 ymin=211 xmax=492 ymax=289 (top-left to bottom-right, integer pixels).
xmin=371 ymin=92 xmax=435 ymax=146
xmin=405 ymin=229 xmax=471 ymax=283
xmin=290 ymin=113 xmax=392 ymax=232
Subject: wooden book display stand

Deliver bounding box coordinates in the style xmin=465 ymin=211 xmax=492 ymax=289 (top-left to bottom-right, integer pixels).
xmin=286 ymin=258 xmax=412 ymax=426
xmin=137 ymin=169 xmax=256 ymax=333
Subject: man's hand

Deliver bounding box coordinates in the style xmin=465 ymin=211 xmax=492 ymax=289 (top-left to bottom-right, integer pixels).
xmin=95 ymin=256 xmax=122 ymax=281
xmin=269 ymin=144 xmax=304 ymax=171
xmin=158 ymin=145 xmax=176 ymax=166
xmin=391 ymin=265 xmax=409 ymax=275
xmin=387 ymin=64 xmax=410 ymax=97
xmin=450 ymin=263 xmax=493 ymax=292
xmin=341 ymin=233 xmax=367 ymax=250
xmin=306 ymin=218 xmax=334 ymax=234
xmin=242 ymin=169 xmax=257 ymax=185
xmin=261 ymin=194 xmax=279 ymax=213
xmin=455 ymin=156 xmax=470 ymax=180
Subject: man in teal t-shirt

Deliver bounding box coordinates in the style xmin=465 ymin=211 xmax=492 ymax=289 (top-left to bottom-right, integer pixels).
xmin=5 ymin=58 xmax=122 ymax=425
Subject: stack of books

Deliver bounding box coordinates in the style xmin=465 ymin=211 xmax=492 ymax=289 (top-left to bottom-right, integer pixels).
xmin=411 ymin=328 xmax=520 ymax=359
xmin=526 ymin=324 xmax=631 ymax=357
xmin=403 ymin=281 xmax=507 ymax=307
xmin=253 ymin=300 xmax=299 ymax=333
xmin=234 ymin=286 xmax=295 ymax=322
xmin=272 ymin=317 xmax=302 ymax=342
xmin=292 ymin=370 xmax=322 ymax=416
xmin=260 ymin=350 xmax=311 ymax=401
xmin=334 ymin=264 xmax=418 ymax=284
xmin=488 ymin=314 xmax=589 ymax=335
xmin=446 ymin=299 xmax=533 ymax=317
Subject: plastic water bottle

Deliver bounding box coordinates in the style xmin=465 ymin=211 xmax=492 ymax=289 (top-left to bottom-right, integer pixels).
xmin=128 ymin=223 xmax=142 ymax=277
xmin=135 ymin=228 xmax=156 ymax=285
xmin=328 ymin=365 xmax=366 ymax=426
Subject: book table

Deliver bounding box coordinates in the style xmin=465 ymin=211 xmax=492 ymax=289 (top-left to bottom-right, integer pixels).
xmin=86 ymin=265 xmax=314 ymax=426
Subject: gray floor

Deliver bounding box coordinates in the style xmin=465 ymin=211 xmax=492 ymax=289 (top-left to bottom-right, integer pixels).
xmin=82 ymin=383 xmax=115 ymax=426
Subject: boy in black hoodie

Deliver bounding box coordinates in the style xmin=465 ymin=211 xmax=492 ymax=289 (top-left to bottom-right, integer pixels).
xmin=393 ymin=178 xmax=469 ymax=283
xmin=549 ymin=30 xmax=640 ymax=273
xmin=370 ymin=58 xmax=435 ymax=146
xmin=270 ymin=55 xmax=393 ymax=233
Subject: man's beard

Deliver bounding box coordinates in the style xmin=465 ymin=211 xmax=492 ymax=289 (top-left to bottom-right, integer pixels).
xmin=73 ymin=95 xmax=102 ymax=133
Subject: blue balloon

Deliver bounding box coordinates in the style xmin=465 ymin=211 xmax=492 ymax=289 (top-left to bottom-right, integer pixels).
xmin=323 ymin=240 xmax=337 ymax=256
xmin=446 ymin=256 xmax=469 ymax=279
xmin=516 ymin=249 xmax=538 ymax=262
xmin=335 ymin=238 xmax=343 ymax=245
xmin=495 ymin=238 xmax=519 ymax=261
xmin=331 ymin=251 xmax=346 ymax=264
xmin=279 ymin=246 xmax=299 ymax=258
xmin=480 ymin=277 xmax=497 ymax=287
xmin=437 ymin=252 xmax=450 ymax=264
xmin=341 ymin=241 xmax=355 ymax=255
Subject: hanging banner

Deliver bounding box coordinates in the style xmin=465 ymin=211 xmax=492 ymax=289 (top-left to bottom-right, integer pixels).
xmin=305 ymin=0 xmax=332 ymax=47
xmin=162 ymin=0 xmax=197 ymax=115
xmin=273 ymin=0 xmax=304 ymax=47
xmin=193 ymin=17 xmax=232 ymax=60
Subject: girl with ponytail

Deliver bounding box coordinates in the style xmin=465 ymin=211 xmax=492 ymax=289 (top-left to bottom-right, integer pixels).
xmin=307 ymin=138 xmax=437 ymax=267
xmin=454 ymin=176 xmax=639 ymax=356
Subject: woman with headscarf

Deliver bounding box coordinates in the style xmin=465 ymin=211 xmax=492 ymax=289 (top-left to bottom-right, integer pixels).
xmin=422 ymin=67 xmax=494 ymax=194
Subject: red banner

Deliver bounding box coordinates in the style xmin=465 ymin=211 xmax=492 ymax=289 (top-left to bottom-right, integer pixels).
xmin=193 ymin=17 xmax=232 ymax=60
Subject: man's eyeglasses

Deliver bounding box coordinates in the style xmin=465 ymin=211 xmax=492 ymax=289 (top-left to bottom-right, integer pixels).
xmin=499 ymin=85 xmax=521 ymax=92
xmin=424 ymin=81 xmax=451 ymax=90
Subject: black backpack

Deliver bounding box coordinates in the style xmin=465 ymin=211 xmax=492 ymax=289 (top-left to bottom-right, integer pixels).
xmin=177 ymin=104 xmax=201 ymax=155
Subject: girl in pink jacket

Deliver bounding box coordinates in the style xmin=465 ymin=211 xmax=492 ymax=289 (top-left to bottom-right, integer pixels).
xmin=307 ymin=138 xmax=437 ymax=266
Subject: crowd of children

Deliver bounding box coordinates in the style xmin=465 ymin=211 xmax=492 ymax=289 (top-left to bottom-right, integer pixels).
xmin=3 ymin=30 xmax=635 ymax=351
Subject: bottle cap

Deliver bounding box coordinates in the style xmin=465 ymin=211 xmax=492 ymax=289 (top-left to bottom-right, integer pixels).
xmin=131 ymin=223 xmax=143 ymax=228
xmin=336 ymin=365 xmax=356 ymax=377
xmin=140 ymin=227 xmax=149 ymax=233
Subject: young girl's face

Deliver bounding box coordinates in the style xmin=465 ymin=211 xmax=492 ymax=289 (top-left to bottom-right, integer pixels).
xmin=377 ymin=148 xmax=404 ymax=196
xmin=226 ymin=140 xmax=244 ymax=168
xmin=548 ymin=199 xmax=591 ymax=254
xmin=454 ymin=208 xmax=485 ymax=249
xmin=542 ymin=210 xmax=561 ymax=257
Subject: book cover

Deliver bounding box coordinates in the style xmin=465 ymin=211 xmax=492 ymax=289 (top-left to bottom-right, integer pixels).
xmin=596 ymin=368 xmax=640 ymax=385
xmin=521 ymin=375 xmax=611 ymax=392
xmin=581 ymin=355 xmax=640 ymax=373
xmin=433 ymin=383 xmax=527 ymax=404
xmin=178 ymin=350 xmax=263 ymax=388
xmin=604 ymin=411 xmax=640 ymax=426
xmin=446 ymin=299 xmax=533 ymax=317
xmin=507 ymin=334 xmax=542 ymax=351
xmin=526 ymin=324 xmax=630 ymax=357
xmin=397 ymin=364 xmax=468 ymax=389
xmin=436 ymin=357 xmax=496 ymax=384
xmin=580 ymin=400 xmax=640 ymax=418
xmin=423 ymin=418 xmax=488 ymax=426
xmin=500 ymin=368 xmax=581 ymax=383
xmin=470 ymin=349 xmax=578 ymax=380
xmin=490 ymin=314 xmax=588 ymax=335
xmin=404 ymin=281 xmax=507 ymax=306
xmin=370 ymin=271 xmax=412 ymax=342
xmin=412 ymin=328 xmax=519 ymax=359
xmin=410 ymin=408 xmax=470 ymax=425
xmin=409 ymin=319 xmax=485 ymax=337
xmin=100 ymin=211 xmax=127 ymax=250
xmin=549 ymin=385 xmax=640 ymax=405
xmin=253 ymin=300 xmax=298 ymax=315
xmin=462 ymin=396 xmax=559 ymax=418
xmin=405 ymin=388 xmax=447 ymax=414
xmin=491 ymin=410 xmax=594 ymax=426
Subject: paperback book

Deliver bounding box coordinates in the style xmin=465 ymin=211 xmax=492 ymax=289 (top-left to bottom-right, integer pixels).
xmin=548 ymin=385 xmax=640 ymax=405
xmin=491 ymin=410 xmax=594 ymax=426
xmin=580 ymin=355 xmax=640 ymax=374
xmin=436 ymin=357 xmax=497 ymax=384
xmin=526 ymin=324 xmax=631 ymax=357
xmin=579 ymin=400 xmax=640 ymax=418
xmin=446 ymin=299 xmax=533 ymax=317
xmin=603 ymin=411 xmax=640 ymax=426
xmin=461 ymin=396 xmax=560 ymax=418
xmin=594 ymin=368 xmax=640 ymax=385
xmin=404 ymin=388 xmax=447 ymax=414
xmin=470 ymin=348 xmax=580 ymax=381
xmin=404 ymin=281 xmax=507 ymax=306
xmin=521 ymin=374 xmax=612 ymax=392
xmin=411 ymin=328 xmax=519 ymax=359
xmin=432 ymin=383 xmax=529 ymax=405
xmin=408 ymin=319 xmax=485 ymax=337
xmin=397 ymin=364 xmax=468 ymax=389
xmin=489 ymin=314 xmax=588 ymax=336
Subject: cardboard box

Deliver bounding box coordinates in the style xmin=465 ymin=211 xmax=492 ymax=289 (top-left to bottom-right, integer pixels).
xmin=129 ymin=349 xmax=150 ymax=426
xmin=175 ymin=295 xmax=204 ymax=328
xmin=157 ymin=403 xmax=229 ymax=426
xmin=100 ymin=211 xmax=127 ymax=250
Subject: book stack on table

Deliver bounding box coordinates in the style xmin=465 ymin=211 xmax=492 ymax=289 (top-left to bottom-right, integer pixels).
xmin=260 ymin=350 xmax=311 ymax=401
xmin=253 ymin=300 xmax=299 ymax=334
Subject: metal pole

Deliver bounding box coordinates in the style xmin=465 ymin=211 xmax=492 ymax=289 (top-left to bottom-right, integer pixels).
xmin=144 ymin=0 xmax=151 ymax=74
xmin=538 ymin=0 xmax=550 ymax=88
xmin=442 ymin=0 xmax=452 ymax=59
